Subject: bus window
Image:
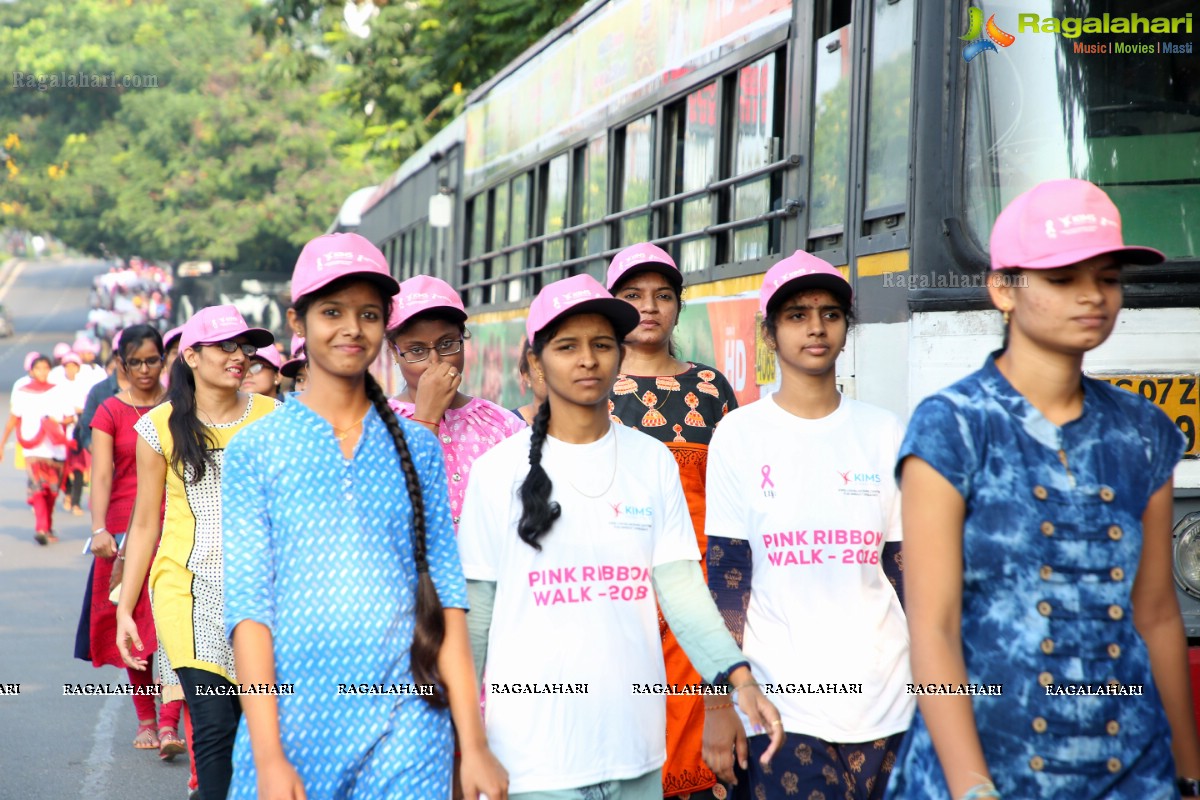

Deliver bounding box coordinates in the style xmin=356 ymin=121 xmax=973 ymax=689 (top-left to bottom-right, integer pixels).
xmin=731 ymin=52 xmax=783 ymax=261
xmin=509 ymin=172 xmax=530 ymax=302
xmin=573 ymin=135 xmax=608 ymax=281
xmin=667 ymin=82 xmax=718 ymax=274
xmin=809 ymin=25 xmax=853 ymax=241
xmin=466 ymin=195 xmax=487 ymax=307
xmin=541 ymin=153 xmax=569 ymax=279
xmin=491 ymin=182 xmax=509 ymax=291
xmin=864 ymin=0 xmax=914 ymax=222
xmin=619 ymin=114 xmax=655 ymax=245
xmin=962 ymin=0 xmax=1198 ymax=263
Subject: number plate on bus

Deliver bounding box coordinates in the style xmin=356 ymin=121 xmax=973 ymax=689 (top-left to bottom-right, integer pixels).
xmin=1090 ymin=374 xmax=1199 ymax=457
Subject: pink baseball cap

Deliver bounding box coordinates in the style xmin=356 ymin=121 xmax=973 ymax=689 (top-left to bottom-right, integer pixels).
xmin=606 ymin=243 xmax=681 ymax=292
xmin=526 ymin=274 xmax=639 ymax=345
xmin=60 ymin=352 xmax=82 ymax=366
xmin=290 ymin=233 xmax=399 ymax=303
xmin=23 ymin=351 xmax=40 ymax=372
xmin=178 ymin=304 xmax=274 ymax=352
xmin=162 ymin=326 xmax=183 ymax=350
xmin=251 ymin=345 xmax=283 ymax=371
xmin=388 ymin=275 xmax=467 ymax=332
xmin=280 ymin=335 xmax=306 ymax=378
xmin=759 ymin=251 xmax=852 ymax=315
xmin=990 ymin=179 xmax=1164 ymax=270
xmin=72 ymin=336 xmax=99 ymax=354
xmin=53 ymin=342 xmax=71 ymax=361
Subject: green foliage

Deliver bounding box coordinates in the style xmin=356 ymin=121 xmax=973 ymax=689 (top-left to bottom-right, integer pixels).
xmin=0 ymin=0 xmax=376 ymax=268
xmin=260 ymin=0 xmax=585 ymax=163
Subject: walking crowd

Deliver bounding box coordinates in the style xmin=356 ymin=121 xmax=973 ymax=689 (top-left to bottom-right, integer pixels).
xmin=5 ymin=180 xmax=1200 ymax=800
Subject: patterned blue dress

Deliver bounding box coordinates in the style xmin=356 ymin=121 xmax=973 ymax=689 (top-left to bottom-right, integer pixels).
xmin=886 ymin=353 xmax=1185 ymax=800
xmin=222 ymin=400 xmax=468 ymax=800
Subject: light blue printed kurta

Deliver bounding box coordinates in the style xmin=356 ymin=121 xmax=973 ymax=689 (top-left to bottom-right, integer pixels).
xmin=886 ymin=353 xmax=1185 ymax=800
xmin=222 ymin=400 xmax=467 ymax=800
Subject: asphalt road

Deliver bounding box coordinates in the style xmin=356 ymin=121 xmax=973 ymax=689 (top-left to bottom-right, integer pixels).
xmin=0 ymin=258 xmax=190 ymax=800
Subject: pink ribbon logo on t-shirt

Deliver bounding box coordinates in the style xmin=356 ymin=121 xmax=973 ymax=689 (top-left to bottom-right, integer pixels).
xmin=760 ymin=465 xmax=776 ymax=498
xmin=761 ymin=465 xmax=775 ymax=489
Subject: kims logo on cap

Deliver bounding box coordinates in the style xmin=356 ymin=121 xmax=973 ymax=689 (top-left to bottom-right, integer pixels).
xmin=773 ymin=267 xmax=818 ymax=288
xmin=316 ymin=251 xmax=382 ymax=271
xmin=1042 ymin=213 xmax=1118 ymax=240
xmin=551 ymin=288 xmax=597 ymax=310
xmin=209 ymin=314 xmax=241 ymax=330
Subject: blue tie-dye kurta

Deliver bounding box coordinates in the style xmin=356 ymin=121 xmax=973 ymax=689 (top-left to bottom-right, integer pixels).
xmin=887 ymin=353 xmax=1185 ymax=800
xmin=222 ymin=400 xmax=468 ymax=800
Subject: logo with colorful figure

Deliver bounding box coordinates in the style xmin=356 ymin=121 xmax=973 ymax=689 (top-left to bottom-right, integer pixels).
xmin=961 ymin=6 xmax=1016 ymax=62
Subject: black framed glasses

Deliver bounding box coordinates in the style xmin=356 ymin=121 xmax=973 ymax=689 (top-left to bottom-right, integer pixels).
xmin=396 ymin=338 xmax=464 ymax=364
xmin=209 ymin=341 xmax=257 ymax=357
xmin=124 ymin=356 xmax=163 ymax=371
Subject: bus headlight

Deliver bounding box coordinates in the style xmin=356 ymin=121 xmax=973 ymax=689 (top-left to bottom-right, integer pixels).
xmin=1175 ymin=512 xmax=1200 ymax=599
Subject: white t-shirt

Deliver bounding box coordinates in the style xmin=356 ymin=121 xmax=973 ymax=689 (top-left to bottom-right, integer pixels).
xmin=457 ymin=423 xmax=700 ymax=794
xmin=10 ymin=384 xmax=74 ymax=460
xmin=55 ymin=376 xmax=92 ymax=414
xmin=705 ymin=394 xmax=914 ymax=742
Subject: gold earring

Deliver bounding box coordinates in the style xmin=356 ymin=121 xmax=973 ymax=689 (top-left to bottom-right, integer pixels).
xmin=1002 ymin=309 xmax=1011 ymax=324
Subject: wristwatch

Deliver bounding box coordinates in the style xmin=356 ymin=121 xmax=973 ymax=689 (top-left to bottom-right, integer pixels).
xmin=1179 ymin=777 xmax=1200 ymax=797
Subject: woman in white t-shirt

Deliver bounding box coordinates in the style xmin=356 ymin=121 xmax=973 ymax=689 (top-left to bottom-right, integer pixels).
xmin=0 ymin=354 xmax=76 ymax=544
xmin=703 ymin=252 xmax=913 ymax=800
xmin=457 ymin=274 xmax=784 ymax=800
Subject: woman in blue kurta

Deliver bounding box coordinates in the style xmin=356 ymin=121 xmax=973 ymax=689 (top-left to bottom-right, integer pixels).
xmin=222 ymin=233 xmax=507 ymax=800
xmin=887 ymin=180 xmax=1200 ymax=800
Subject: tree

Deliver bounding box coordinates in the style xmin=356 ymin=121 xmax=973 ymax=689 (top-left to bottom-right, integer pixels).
xmin=256 ymin=0 xmax=585 ymax=164
xmin=0 ymin=0 xmax=377 ymax=268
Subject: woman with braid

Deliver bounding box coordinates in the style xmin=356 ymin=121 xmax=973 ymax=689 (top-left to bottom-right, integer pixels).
xmin=457 ymin=274 xmax=783 ymax=800
xmin=221 ymin=234 xmax=508 ymax=800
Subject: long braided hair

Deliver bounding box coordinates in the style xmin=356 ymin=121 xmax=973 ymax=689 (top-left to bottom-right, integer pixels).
xmin=517 ymin=325 xmax=562 ymax=550
xmin=363 ymin=372 xmax=447 ymax=707
xmin=294 ymin=276 xmax=446 ymax=708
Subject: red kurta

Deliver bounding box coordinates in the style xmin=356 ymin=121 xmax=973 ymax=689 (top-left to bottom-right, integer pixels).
xmin=86 ymin=397 xmax=158 ymax=667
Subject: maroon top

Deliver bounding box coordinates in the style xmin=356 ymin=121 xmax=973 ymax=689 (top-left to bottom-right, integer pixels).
xmin=91 ymin=396 xmax=155 ymax=533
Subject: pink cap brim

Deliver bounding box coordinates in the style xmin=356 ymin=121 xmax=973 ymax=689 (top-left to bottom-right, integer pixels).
xmin=994 ymin=243 xmax=1166 ymax=270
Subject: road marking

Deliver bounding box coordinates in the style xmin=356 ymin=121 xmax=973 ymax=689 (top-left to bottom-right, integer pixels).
xmin=79 ymin=691 xmax=120 ymax=799
xmin=0 ymin=259 xmax=25 ymax=302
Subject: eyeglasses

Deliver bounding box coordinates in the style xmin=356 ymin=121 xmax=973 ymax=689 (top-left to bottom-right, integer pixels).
xmin=247 ymin=361 xmax=275 ymax=375
xmin=208 ymin=341 xmax=257 ymax=357
xmin=124 ymin=356 xmax=163 ymax=371
xmin=396 ymin=338 xmax=464 ymax=363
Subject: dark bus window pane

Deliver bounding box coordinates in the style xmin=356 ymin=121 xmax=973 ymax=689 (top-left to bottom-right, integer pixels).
xmin=809 ymin=26 xmax=852 ymax=234
xmin=508 ymin=173 xmax=529 ymax=302
xmin=543 ymin=154 xmax=569 ymax=276
xmin=585 ymin=135 xmax=608 ymax=263
xmin=468 ymin=196 xmax=488 ymax=306
xmin=621 ymin=114 xmax=655 ymax=245
xmin=961 ymin=0 xmax=1199 ymax=262
xmin=670 ymin=83 xmax=717 ymax=273
xmin=491 ymin=182 xmax=509 ymax=282
xmin=732 ymin=54 xmax=780 ymax=261
xmin=864 ymin=0 xmax=913 ymax=213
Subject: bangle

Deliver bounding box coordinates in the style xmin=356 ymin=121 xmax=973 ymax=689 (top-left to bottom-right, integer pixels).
xmin=705 ymin=702 xmax=733 ymax=711
xmin=1179 ymin=778 xmax=1200 ymax=797
xmin=959 ymin=782 xmax=1000 ymax=800
xmin=93 ymin=527 xmax=108 ymax=535
xmin=411 ymin=417 xmax=438 ymax=427
xmin=732 ymin=678 xmax=758 ymax=692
